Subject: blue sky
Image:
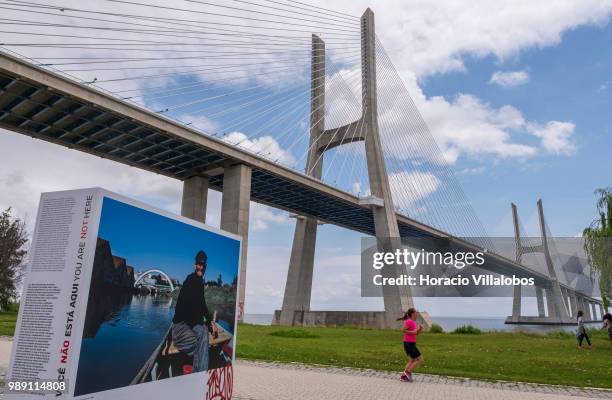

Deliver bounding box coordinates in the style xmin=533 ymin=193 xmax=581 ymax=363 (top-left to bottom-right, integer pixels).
xmin=429 ymin=22 xmax=612 ymax=237
xmin=97 ymin=197 xmax=240 ymax=285
xmin=1 ymin=0 xmax=611 ymax=317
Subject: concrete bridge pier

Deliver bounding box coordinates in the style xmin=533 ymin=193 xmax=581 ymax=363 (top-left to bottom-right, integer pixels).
xmin=584 ymin=298 xmax=593 ymax=321
xmin=278 ymin=215 xmax=318 ymax=325
xmin=562 ymin=288 xmax=573 ymax=318
xmin=221 ymin=164 xmax=252 ymax=322
xmin=536 ymin=286 xmax=546 ymax=317
xmin=511 ymin=284 xmax=521 ymax=323
xmin=181 ymin=175 xmax=209 ymax=223
xmin=585 ymin=299 xmax=590 ymax=319
xmin=545 ymin=288 xmax=558 ymax=318
xmin=569 ymin=292 xmax=577 ymax=318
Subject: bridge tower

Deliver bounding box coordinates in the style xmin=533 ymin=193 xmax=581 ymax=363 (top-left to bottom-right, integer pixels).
xmin=507 ymin=200 xmax=573 ymax=324
xmin=277 ymin=9 xmax=416 ymax=329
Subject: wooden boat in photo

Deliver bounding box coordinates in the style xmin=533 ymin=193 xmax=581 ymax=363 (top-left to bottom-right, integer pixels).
xmin=131 ymin=323 xmax=233 ymax=384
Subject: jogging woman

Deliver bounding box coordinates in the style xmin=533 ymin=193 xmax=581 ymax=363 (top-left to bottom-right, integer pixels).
xmin=576 ymin=310 xmax=592 ymax=349
xmin=398 ymin=308 xmax=423 ymax=382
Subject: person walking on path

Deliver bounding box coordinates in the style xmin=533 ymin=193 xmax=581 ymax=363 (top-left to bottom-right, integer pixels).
xmin=602 ymin=313 xmax=612 ymax=347
xmin=576 ymin=310 xmax=592 ymax=349
xmin=399 ymin=308 xmax=423 ymax=382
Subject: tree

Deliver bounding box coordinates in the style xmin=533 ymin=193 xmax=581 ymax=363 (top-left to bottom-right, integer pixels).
xmin=583 ymin=187 xmax=612 ymax=310
xmin=0 ymin=208 xmax=28 ymax=309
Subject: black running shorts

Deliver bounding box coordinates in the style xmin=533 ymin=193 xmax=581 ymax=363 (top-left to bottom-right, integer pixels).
xmin=403 ymin=342 xmax=421 ymax=359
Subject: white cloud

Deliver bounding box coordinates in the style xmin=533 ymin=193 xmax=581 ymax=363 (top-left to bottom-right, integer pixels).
xmin=413 ymin=91 xmax=538 ymax=162
xmin=250 ymin=203 xmax=289 ymax=231
xmin=323 ymin=0 xmax=612 ymax=78
xmin=457 ymin=167 xmax=486 ymax=175
xmin=222 ymin=131 xmax=296 ymax=166
xmin=375 ymin=63 xmax=539 ymax=164
xmin=388 ymin=171 xmax=441 ymax=210
xmin=326 ymin=63 xmax=540 ymax=166
xmin=176 ymin=114 xmax=218 ymax=134
xmin=528 ymin=121 xmax=576 ymax=155
xmin=489 ymin=71 xmax=530 ymax=87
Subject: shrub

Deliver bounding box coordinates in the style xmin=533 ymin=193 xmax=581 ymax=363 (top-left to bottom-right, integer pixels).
xmin=269 ymin=329 xmax=320 ymax=339
xmin=451 ymin=324 xmax=482 ymax=334
xmin=429 ymin=323 xmax=444 ymax=333
xmin=0 ymin=302 xmax=19 ymax=313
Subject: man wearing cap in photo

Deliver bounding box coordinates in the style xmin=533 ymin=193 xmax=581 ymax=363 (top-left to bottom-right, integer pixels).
xmin=171 ymin=250 xmax=219 ymax=372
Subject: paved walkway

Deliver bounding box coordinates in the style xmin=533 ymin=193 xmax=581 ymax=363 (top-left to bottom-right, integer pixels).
xmin=1 ymin=337 xmax=610 ymax=399
xmin=233 ymin=360 xmax=612 ymax=400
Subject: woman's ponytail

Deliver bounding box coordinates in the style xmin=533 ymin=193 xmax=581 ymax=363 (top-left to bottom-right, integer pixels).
xmin=397 ymin=307 xmax=416 ymax=321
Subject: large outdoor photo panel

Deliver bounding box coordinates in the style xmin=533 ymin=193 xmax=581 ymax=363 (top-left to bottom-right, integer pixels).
xmin=5 ymin=188 xmax=241 ymax=400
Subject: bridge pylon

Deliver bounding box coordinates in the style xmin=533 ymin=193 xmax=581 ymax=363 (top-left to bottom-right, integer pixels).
xmin=276 ymin=9 xmax=418 ymax=329
xmin=506 ymin=200 xmax=575 ymax=324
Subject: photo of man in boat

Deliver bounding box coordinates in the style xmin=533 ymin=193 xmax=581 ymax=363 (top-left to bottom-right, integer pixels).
xmin=171 ymin=250 xmax=219 ymax=373
xmin=74 ymin=197 xmax=240 ymax=396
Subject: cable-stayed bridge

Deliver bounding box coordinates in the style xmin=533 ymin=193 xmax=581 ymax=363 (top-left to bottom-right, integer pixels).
xmin=0 ymin=1 xmax=604 ymax=327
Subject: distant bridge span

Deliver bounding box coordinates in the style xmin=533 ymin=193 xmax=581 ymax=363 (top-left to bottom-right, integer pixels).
xmin=134 ymin=269 xmax=175 ymax=292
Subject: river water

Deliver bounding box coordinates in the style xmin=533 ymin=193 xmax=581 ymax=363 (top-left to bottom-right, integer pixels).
xmin=243 ymin=313 xmax=601 ymax=333
xmin=75 ymin=295 xmax=174 ymax=395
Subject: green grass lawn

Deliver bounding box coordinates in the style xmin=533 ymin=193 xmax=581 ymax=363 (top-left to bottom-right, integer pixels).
xmin=0 ymin=311 xmax=609 ymax=388
xmin=236 ymin=324 xmax=612 ymax=389
xmin=0 ymin=311 xmax=17 ymax=336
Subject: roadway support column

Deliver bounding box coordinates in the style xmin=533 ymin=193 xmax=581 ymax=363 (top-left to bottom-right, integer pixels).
xmin=181 ymin=175 xmax=208 ymax=223
xmin=577 ymin=296 xmax=585 ymax=316
xmin=600 ymin=303 xmax=605 ymax=317
xmin=280 ymin=216 xmax=318 ymax=325
xmin=561 ymin=287 xmax=570 ymax=315
xmin=362 ymin=8 xmax=414 ymax=327
xmin=569 ymin=292 xmax=577 ymax=318
xmin=585 ymin=299 xmax=593 ymax=320
xmin=545 ymin=288 xmax=557 ymax=318
xmin=585 ymin=301 xmax=593 ymax=320
xmin=591 ymin=302 xmax=598 ymax=320
xmin=511 ymin=285 xmax=521 ymax=322
xmin=279 ymin=34 xmax=325 ymax=326
xmin=221 ymin=164 xmax=252 ymax=322
xmin=535 ymin=286 xmax=546 ymax=317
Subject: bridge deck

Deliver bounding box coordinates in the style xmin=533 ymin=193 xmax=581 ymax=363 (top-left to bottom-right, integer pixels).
xmin=0 ymin=52 xmax=594 ymax=293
